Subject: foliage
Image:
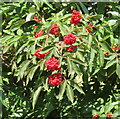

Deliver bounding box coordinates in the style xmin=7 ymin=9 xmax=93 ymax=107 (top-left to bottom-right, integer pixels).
xmin=1 ymin=1 xmax=120 ymax=119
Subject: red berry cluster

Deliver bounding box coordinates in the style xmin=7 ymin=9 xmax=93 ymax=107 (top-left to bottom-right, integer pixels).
xmin=33 ymin=10 xmax=97 ymax=86
xmin=48 ymin=73 xmax=63 ymax=86
xmin=86 ymin=23 xmax=94 ymax=33
xmin=34 ymin=48 xmax=49 ymax=59
xmin=66 ymin=45 xmax=77 ymax=52
xmin=106 ymin=113 xmax=113 ymax=119
xmin=105 ymin=52 xmax=109 ymax=56
xmin=33 ymin=16 xmax=42 ymax=22
xmin=45 ymin=57 xmax=60 ymax=71
xmin=34 ymin=30 xmax=44 ymax=37
xmin=92 ymin=114 xmax=99 ymax=119
xmin=34 ymin=26 xmax=38 ymax=29
xmin=63 ymin=33 xmax=76 ymax=45
xmin=63 ymin=33 xmax=77 ymax=52
xmin=70 ymin=10 xmax=82 ymax=25
xmin=49 ymin=23 xmax=59 ymax=35
xmin=111 ymin=43 xmax=120 ymax=52
xmin=45 ymin=57 xmax=63 ymax=86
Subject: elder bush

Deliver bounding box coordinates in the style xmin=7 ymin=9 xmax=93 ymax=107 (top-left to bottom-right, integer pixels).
xmin=1 ymin=1 xmax=120 ymax=119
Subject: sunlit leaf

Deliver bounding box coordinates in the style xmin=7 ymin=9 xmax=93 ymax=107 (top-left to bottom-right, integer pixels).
xmin=32 ymin=86 xmax=43 ymax=109
xmin=58 ymin=80 xmax=67 ymax=101
xmin=66 ymin=83 xmax=74 ymax=103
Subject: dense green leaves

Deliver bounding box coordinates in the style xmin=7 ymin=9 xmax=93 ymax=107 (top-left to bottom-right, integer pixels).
xmin=1 ymin=1 xmax=120 ymax=119
xmin=18 ymin=60 xmax=31 ymax=79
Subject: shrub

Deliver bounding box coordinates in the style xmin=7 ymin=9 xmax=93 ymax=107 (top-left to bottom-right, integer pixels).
xmin=1 ymin=1 xmax=120 ymax=118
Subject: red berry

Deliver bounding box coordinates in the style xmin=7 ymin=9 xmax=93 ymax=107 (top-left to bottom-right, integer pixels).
xmin=111 ymin=44 xmax=120 ymax=52
xmin=106 ymin=113 xmax=112 ymax=119
xmin=92 ymin=114 xmax=99 ymax=119
xmin=34 ymin=30 xmax=45 ymax=37
xmin=33 ymin=16 xmax=42 ymax=22
xmin=33 ymin=16 xmax=38 ymax=19
xmin=70 ymin=10 xmax=82 ymax=25
xmin=63 ymin=33 xmax=76 ymax=45
xmin=34 ymin=48 xmax=49 ymax=59
xmin=66 ymin=45 xmax=77 ymax=52
xmin=45 ymin=57 xmax=60 ymax=71
xmin=86 ymin=23 xmax=94 ymax=33
xmin=35 ymin=19 xmax=42 ymax=22
xmin=86 ymin=27 xmax=92 ymax=33
xmin=105 ymin=52 xmax=109 ymax=56
xmin=34 ymin=26 xmax=38 ymax=29
xmin=49 ymin=24 xmax=59 ymax=35
xmin=48 ymin=73 xmax=63 ymax=86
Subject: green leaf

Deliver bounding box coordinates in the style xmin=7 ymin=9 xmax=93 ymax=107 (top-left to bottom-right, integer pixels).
xmin=32 ymin=86 xmax=42 ymax=109
xmin=76 ymin=51 xmax=85 ymax=62
xmin=100 ymin=41 xmax=113 ymax=53
xmin=108 ymin=20 xmax=117 ymax=26
xmin=66 ymin=84 xmax=74 ymax=103
xmin=79 ymin=2 xmax=89 ymax=14
xmin=43 ymin=78 xmax=49 ymax=91
xmin=39 ymin=45 xmax=54 ymax=54
xmin=3 ymin=30 xmax=15 ymax=35
xmin=99 ymin=49 xmax=104 ymax=67
xmin=18 ymin=60 xmax=31 ymax=79
xmin=53 ymin=48 xmax=60 ymax=57
xmin=10 ymin=20 xmax=25 ymax=31
xmin=1 ymin=35 xmax=13 ymax=43
xmin=92 ymin=68 xmax=100 ymax=76
xmin=58 ymin=80 xmax=67 ymax=101
xmin=88 ymin=34 xmax=92 ymax=49
xmin=27 ymin=65 xmax=39 ymax=84
xmin=45 ymin=50 xmax=53 ymax=59
xmin=74 ymin=83 xmax=85 ymax=94
xmin=32 ymin=56 xmax=37 ymax=64
xmin=97 ymin=2 xmax=106 ymax=14
xmin=99 ymin=35 xmax=111 ymax=42
xmin=92 ymin=110 xmax=100 ymax=115
xmin=58 ymin=23 xmax=68 ymax=35
xmin=104 ymin=102 xmax=114 ymax=113
xmin=26 ymin=13 xmax=35 ymax=21
xmin=116 ymin=59 xmax=120 ymax=79
xmin=108 ymin=11 xmax=120 ymax=17
xmin=29 ymin=5 xmax=36 ymax=13
xmin=16 ymin=41 xmax=30 ymax=55
xmin=113 ymin=108 xmax=120 ymax=116
xmin=6 ymin=17 xmax=20 ymax=28
xmin=67 ymin=57 xmax=73 ymax=76
xmin=104 ymin=54 xmax=115 ymax=60
xmin=3 ymin=46 xmax=10 ymax=54
xmin=38 ymin=59 xmax=45 ymax=71
xmin=60 ymin=14 xmax=71 ymax=20
xmin=72 ymin=62 xmax=81 ymax=76
xmin=17 ymin=29 xmax=23 ymax=35
xmin=59 ymin=56 xmax=63 ymax=67
xmin=71 ymin=58 xmax=87 ymax=66
xmin=44 ymin=1 xmax=55 ymax=10
xmin=44 ymin=102 xmax=54 ymax=118
xmin=33 ymin=0 xmax=40 ymax=10
xmin=17 ymin=55 xmax=23 ymax=64
xmin=104 ymin=59 xmax=116 ymax=69
xmin=89 ymin=48 xmax=96 ymax=72
xmin=11 ymin=62 xmax=17 ymax=72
